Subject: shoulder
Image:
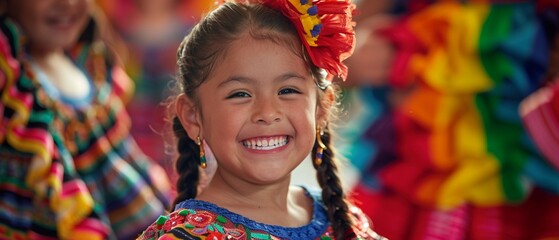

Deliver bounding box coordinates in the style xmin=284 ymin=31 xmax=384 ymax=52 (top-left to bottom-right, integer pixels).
xmin=138 ymin=208 xmax=212 ymax=240
xmin=138 ymin=207 xmax=252 ymax=240
xmin=298 ymin=187 xmax=386 ymax=239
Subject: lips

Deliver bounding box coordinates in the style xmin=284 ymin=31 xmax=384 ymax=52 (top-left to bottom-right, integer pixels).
xmin=46 ymin=15 xmax=79 ymax=31
xmin=241 ymin=136 xmax=288 ymax=150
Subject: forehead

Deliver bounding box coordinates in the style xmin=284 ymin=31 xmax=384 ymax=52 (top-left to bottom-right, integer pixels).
xmin=7 ymin=0 xmax=44 ymax=14
xmin=8 ymin=0 xmax=56 ymax=9
xmin=209 ymin=34 xmax=309 ymax=80
xmin=7 ymin=0 xmax=89 ymax=15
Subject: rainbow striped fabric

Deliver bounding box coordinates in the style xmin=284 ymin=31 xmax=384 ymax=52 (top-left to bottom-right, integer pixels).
xmin=0 ymin=19 xmax=170 ymax=239
xmin=339 ymin=1 xmax=559 ymax=239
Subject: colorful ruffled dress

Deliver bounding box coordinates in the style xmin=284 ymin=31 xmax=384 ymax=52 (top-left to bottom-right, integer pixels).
xmin=0 ymin=18 xmax=170 ymax=239
xmin=138 ymin=188 xmax=385 ymax=240
xmin=339 ymin=1 xmax=559 ymax=239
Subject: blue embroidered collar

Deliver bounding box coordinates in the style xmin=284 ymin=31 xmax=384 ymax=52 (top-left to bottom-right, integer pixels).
xmin=174 ymin=187 xmax=329 ymax=239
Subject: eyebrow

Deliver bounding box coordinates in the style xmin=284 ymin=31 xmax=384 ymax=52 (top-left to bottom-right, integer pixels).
xmin=217 ymin=72 xmax=307 ymax=88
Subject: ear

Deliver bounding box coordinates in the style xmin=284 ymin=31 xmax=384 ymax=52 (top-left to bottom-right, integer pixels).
xmin=316 ymin=88 xmax=335 ymax=127
xmin=176 ymin=94 xmax=201 ymax=141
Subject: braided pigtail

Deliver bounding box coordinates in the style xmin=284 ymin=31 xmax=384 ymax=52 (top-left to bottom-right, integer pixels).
xmin=171 ymin=116 xmax=201 ymax=208
xmin=313 ymin=126 xmax=353 ymax=240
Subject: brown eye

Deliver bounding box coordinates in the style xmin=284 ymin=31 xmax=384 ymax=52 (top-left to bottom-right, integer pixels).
xmin=278 ymin=88 xmax=301 ymax=95
xmin=226 ymin=91 xmax=251 ymax=99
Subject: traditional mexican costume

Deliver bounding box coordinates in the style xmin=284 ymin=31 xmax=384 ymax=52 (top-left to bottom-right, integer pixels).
xmin=0 ymin=17 xmax=170 ymax=239
xmin=138 ymin=188 xmax=384 ymax=240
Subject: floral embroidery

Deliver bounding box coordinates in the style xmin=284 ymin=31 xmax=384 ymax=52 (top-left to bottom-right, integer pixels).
xmin=138 ymin=188 xmax=385 ymax=239
xmin=206 ymin=231 xmax=225 ymax=239
xmin=140 ymin=208 xmax=312 ymax=239
xmin=187 ymin=211 xmax=216 ymax=228
xmin=224 ymin=227 xmax=246 ymax=239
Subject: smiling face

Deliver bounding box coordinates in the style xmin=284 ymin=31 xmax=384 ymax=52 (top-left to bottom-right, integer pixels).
xmin=180 ymin=34 xmax=322 ymax=185
xmin=6 ymin=0 xmax=91 ymax=55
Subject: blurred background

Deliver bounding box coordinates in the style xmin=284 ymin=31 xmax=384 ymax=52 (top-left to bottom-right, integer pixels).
xmin=95 ymin=0 xmax=559 ymax=239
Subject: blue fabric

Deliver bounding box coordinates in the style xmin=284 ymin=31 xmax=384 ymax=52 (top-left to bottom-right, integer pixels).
xmin=174 ymin=187 xmax=329 ymax=239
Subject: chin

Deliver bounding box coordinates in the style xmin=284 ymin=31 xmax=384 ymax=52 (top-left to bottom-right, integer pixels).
xmin=249 ymin=172 xmax=291 ymax=185
xmin=60 ymin=39 xmax=82 ymax=49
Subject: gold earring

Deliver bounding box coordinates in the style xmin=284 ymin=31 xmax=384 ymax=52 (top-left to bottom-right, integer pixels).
xmin=314 ymin=127 xmax=327 ymax=166
xmin=196 ymin=137 xmax=207 ymax=169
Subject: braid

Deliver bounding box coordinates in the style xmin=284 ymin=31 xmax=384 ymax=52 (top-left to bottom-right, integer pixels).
xmin=313 ymin=126 xmax=353 ymax=240
xmin=171 ymin=116 xmax=201 ymax=208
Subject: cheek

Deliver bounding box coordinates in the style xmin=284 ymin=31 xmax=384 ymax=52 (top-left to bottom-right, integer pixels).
xmin=77 ymin=1 xmax=91 ymax=19
xmin=10 ymin=11 xmax=40 ymax=34
xmin=201 ymin=104 xmax=244 ymax=138
xmin=74 ymin=3 xmax=91 ymax=33
xmin=294 ymin=104 xmax=318 ymax=136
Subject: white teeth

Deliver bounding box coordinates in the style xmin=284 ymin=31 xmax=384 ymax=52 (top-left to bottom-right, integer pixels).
xmin=242 ymin=136 xmax=287 ymax=150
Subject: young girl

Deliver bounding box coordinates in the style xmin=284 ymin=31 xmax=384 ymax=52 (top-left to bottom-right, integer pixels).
xmin=138 ymin=0 xmax=385 ymax=239
xmin=0 ymin=0 xmax=170 ymax=239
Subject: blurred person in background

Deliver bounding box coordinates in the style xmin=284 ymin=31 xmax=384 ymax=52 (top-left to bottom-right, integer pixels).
xmin=97 ymin=0 xmax=193 ymax=173
xmin=95 ymin=0 xmax=217 ymax=190
xmin=0 ymin=0 xmax=171 ymax=239
xmin=337 ymin=0 xmax=559 ymax=239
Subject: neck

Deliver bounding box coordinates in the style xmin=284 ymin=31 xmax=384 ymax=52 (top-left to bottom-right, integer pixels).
xmin=198 ymin=169 xmax=292 ymax=210
xmin=196 ymin=168 xmax=313 ymax=227
xmin=28 ymin=43 xmax=65 ymax=61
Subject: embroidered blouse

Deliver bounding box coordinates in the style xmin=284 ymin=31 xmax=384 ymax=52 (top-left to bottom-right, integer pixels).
xmin=138 ymin=188 xmax=386 ymax=240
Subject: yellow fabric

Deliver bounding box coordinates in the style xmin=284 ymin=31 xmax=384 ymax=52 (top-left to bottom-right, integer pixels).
xmin=397 ymin=2 xmax=506 ymax=209
xmin=287 ymin=0 xmax=320 ymax=46
xmin=57 ymin=182 xmax=96 ymax=238
xmin=408 ymin=2 xmax=493 ymax=94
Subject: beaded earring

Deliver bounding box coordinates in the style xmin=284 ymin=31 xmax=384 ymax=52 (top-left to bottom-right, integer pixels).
xmin=196 ymin=137 xmax=207 ymax=169
xmin=314 ymin=127 xmax=326 ymax=166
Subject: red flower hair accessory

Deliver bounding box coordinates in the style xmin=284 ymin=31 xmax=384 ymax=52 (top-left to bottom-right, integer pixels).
xmin=261 ymin=0 xmax=356 ymax=81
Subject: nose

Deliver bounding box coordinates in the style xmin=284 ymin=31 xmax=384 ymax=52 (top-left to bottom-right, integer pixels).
xmin=251 ymin=98 xmax=282 ymax=124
